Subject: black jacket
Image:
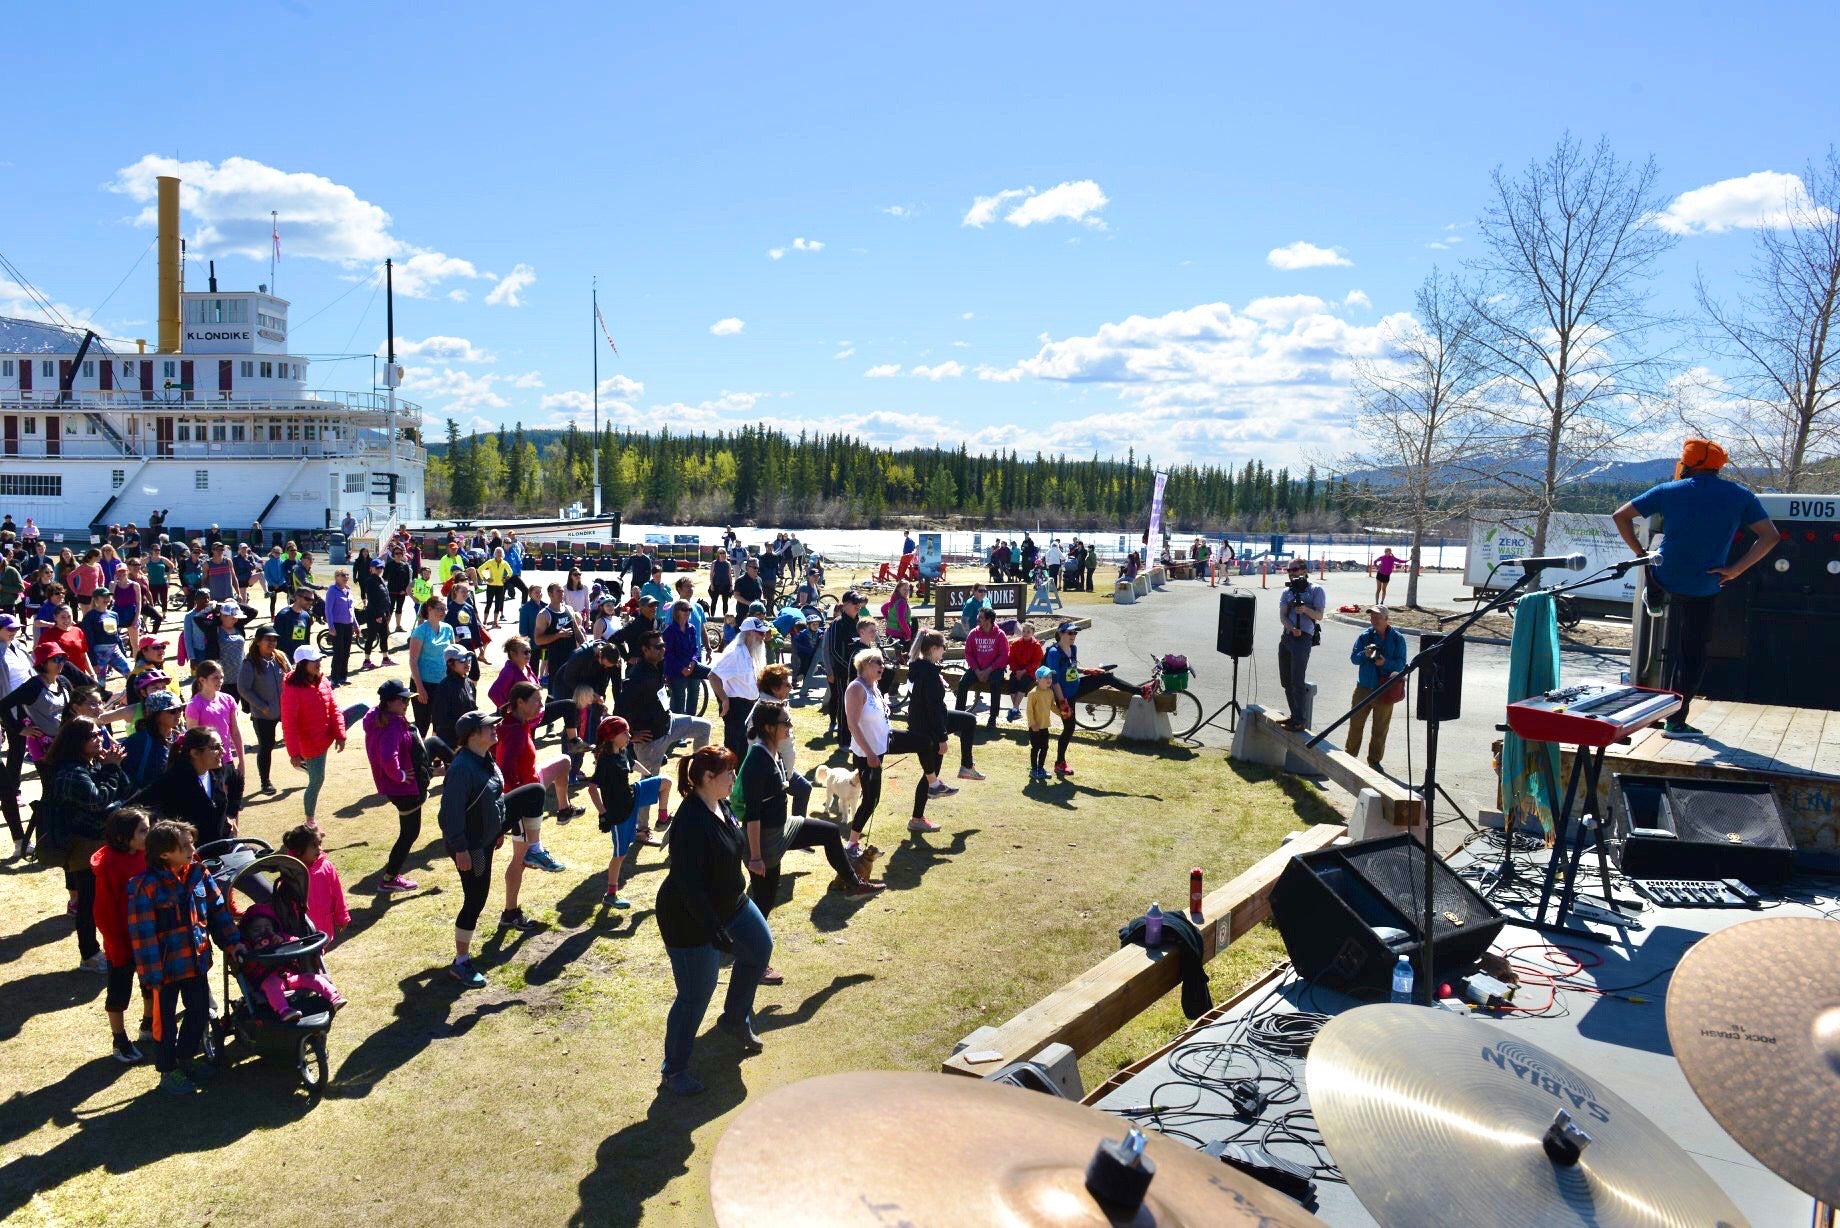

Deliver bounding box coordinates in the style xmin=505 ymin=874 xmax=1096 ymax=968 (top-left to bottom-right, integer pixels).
xmin=907 ymin=657 xmax=949 ymax=743
xmin=737 ymin=741 xmax=790 ymax=856
xmin=437 ymin=745 xmax=505 ymax=856
xmin=593 ymin=744 xmax=635 ymax=827
xmin=144 ymin=758 xmax=233 ymax=845
xmin=383 ymin=558 xmax=413 ymax=595
xmin=615 ymin=658 xmax=670 ymax=742
xmin=430 ymin=673 xmax=476 ymax=748
xmin=1119 ymin=911 xmax=1212 ymax=1020
xmin=612 ymin=614 xmax=658 ymax=662
xmin=553 ymin=644 xmax=618 ymax=703
xmin=654 ymin=794 xmax=747 ymax=949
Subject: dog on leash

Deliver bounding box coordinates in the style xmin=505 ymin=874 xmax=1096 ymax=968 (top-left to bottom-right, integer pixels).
xmin=811 ymin=764 xmax=863 ymax=826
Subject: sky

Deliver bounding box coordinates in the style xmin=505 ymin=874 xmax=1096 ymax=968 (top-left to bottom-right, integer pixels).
xmin=2 ymin=1 xmax=1836 ymax=470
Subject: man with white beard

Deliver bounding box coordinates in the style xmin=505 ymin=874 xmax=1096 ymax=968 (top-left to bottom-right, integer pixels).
xmin=709 ymin=617 xmax=770 ymax=758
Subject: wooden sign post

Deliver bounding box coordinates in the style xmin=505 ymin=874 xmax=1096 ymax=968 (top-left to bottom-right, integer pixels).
xmin=933 ymin=581 xmax=1026 ymax=629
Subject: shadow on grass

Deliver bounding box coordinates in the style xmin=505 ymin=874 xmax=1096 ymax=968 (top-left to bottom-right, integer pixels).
xmin=756 ymin=971 xmax=874 ymax=1030
xmin=524 ymin=908 xmax=657 ymax=987
xmin=0 ymin=966 xmax=105 ymax=1044
xmin=569 ymin=1065 xmax=750 ymax=1228
xmin=1227 ymin=761 xmax=1346 ymax=826
xmin=0 ymin=913 xmax=68 ymax=968
xmin=332 ymin=966 xmax=527 ymax=1099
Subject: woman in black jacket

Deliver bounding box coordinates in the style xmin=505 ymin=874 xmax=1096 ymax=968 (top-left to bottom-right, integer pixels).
xmin=738 ymin=706 xmax=883 ymax=985
xmin=654 ymin=745 xmax=771 ymax=1097
xmin=43 ymin=716 xmax=132 ymax=971
xmin=143 ymin=726 xmax=234 ymax=845
xmin=902 ymin=631 xmax=982 ymax=833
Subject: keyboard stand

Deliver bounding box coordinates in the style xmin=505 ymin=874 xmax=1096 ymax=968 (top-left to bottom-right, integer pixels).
xmin=1529 ymin=741 xmax=1639 ymax=942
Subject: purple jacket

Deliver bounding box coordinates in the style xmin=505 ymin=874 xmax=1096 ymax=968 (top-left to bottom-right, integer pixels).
xmin=324 ymin=583 xmax=356 ymax=627
xmin=662 ymin=620 xmax=701 ymax=678
xmin=363 ymin=708 xmax=421 ymax=798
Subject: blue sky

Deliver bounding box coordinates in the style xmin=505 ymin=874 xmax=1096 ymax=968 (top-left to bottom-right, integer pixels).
xmin=3 ymin=1 xmax=1836 ymax=467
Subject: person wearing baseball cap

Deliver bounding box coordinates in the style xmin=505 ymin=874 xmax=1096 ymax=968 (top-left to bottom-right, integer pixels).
xmin=363 ymin=677 xmax=431 ymax=893
xmin=437 ymin=708 xmax=510 ymax=988
xmin=429 ymin=644 xmax=477 ymax=750
xmin=1612 ymin=436 xmax=1778 ymax=738
xmin=1 ymin=641 xmax=77 ymax=788
xmin=1042 ymin=621 xmax=1148 ymax=777
xmin=280 ymin=642 xmax=347 ymax=828
xmin=821 ymin=593 xmax=865 ymax=745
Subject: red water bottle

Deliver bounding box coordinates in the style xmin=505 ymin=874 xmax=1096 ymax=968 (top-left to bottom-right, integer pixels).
xmin=1189 ymin=867 xmax=1204 ymax=919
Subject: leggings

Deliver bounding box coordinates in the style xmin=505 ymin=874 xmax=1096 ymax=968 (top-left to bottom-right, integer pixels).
xmin=384 ymin=794 xmax=423 ymax=877
xmin=69 ymin=867 xmax=99 ymax=959
xmin=0 ymin=729 xmax=25 ymax=843
xmin=748 ymin=817 xmax=854 ymax=916
xmin=153 ymin=974 xmax=212 ymax=1073
xmin=251 ymin=718 xmax=279 ymax=788
xmin=455 ymin=847 xmax=496 ymax=933
xmin=411 ymin=695 xmax=432 ymax=737
xmin=390 ymin=591 xmax=409 ymax=624
xmin=944 ymin=709 xmax=977 ymax=769
xmin=1030 ymin=729 xmax=1051 ymax=773
xmin=302 ymin=754 xmax=328 ymax=818
xmin=1057 ymin=672 xmax=1140 ymax=762
xmin=849 ymin=729 xmax=933 ymax=833
xmin=486 ymin=586 xmax=506 ymax=622
xmin=710 ymin=588 xmax=731 ymax=616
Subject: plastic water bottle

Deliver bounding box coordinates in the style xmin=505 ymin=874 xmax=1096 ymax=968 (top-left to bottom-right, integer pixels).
xmin=1390 ymin=954 xmax=1415 ymax=1004
xmin=1145 ymin=903 xmax=1164 ymax=946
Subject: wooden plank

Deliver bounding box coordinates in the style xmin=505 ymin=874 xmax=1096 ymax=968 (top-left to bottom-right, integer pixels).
xmin=1082 ymin=964 xmax=1289 ymax=1104
xmin=1812 ymin=714 xmax=1840 ymax=777
xmin=940 ymin=823 xmax=1346 ymax=1078
xmin=1249 ymin=710 xmax=1424 ymax=827
xmin=1738 ymin=704 xmax=1797 ymax=773
xmin=1775 ymin=708 xmax=1831 ymax=775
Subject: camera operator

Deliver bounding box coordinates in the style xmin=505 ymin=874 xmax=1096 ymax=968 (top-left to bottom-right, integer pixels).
xmin=1346 ymin=605 xmax=1407 ymax=768
xmin=1276 ymin=557 xmax=1324 ymax=731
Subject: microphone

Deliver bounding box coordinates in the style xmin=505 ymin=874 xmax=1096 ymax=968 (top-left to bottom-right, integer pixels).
xmin=1501 ymin=553 xmax=1588 ymax=572
xmin=1609 ymin=553 xmax=1659 ymax=577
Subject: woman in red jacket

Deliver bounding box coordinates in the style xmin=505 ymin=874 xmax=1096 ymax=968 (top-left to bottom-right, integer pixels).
xmin=491 ymin=681 xmax=581 ymax=928
xmin=91 ymin=806 xmax=154 ymax=1063
xmin=280 ymin=645 xmax=347 ymax=829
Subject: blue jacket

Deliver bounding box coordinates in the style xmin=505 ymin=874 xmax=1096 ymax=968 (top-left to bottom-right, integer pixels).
xmin=662 ymin=620 xmax=701 ymax=678
xmin=1350 ymin=626 xmax=1408 ymax=689
xmin=263 ymin=556 xmax=288 ymax=588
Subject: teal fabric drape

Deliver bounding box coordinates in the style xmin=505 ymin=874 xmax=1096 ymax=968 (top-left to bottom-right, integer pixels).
xmin=1500 ymin=591 xmax=1562 ymax=836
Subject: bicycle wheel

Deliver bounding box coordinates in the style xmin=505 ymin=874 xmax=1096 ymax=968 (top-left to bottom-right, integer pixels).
xmin=694 ymin=676 xmax=711 ymax=717
xmin=1168 ymin=690 xmax=1204 ymax=741
xmin=1073 ymin=700 xmax=1118 ymax=732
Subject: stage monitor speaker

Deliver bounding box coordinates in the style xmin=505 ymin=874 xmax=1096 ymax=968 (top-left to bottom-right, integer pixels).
xmin=1217 ymin=591 xmax=1256 ymax=658
xmin=1611 ymin=774 xmax=1796 ymax=883
xmin=1270 ymin=832 xmax=1504 ymax=994
xmin=1414 ymin=632 xmax=1464 ymax=722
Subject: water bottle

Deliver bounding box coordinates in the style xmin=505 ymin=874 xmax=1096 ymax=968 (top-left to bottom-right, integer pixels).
xmin=1145 ymin=902 xmax=1164 ymax=947
xmin=1390 ymin=954 xmax=1415 ymax=1004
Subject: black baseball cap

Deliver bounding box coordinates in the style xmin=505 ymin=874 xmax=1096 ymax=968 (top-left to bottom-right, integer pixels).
xmin=455 ymin=711 xmax=503 ymax=741
xmin=378 ymin=679 xmax=412 ymax=702
xmin=842 ymin=590 xmax=863 ymax=604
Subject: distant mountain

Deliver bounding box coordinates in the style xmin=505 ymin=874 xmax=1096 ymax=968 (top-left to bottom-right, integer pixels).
xmin=1339 ymin=455 xmax=1679 ymax=487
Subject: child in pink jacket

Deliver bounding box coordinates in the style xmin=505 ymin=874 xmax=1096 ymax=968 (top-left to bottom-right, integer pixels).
xmin=283 ymin=825 xmax=350 ymax=946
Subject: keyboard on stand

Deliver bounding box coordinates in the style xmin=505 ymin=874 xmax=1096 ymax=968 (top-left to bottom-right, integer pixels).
xmin=1506 ymin=682 xmax=1681 ymax=747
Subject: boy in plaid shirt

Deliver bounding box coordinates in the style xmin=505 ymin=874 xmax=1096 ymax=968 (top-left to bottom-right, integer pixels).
xmin=127 ymin=820 xmax=244 ymax=1096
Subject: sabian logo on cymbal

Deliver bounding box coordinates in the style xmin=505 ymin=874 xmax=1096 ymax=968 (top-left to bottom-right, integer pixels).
xmin=1481 ymin=1041 xmax=1609 ymax=1124
xmin=1700 ymin=1023 xmax=1778 ymax=1045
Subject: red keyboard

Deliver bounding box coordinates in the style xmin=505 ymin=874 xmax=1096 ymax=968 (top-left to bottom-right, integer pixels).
xmin=1506 ymin=682 xmax=1681 ymax=747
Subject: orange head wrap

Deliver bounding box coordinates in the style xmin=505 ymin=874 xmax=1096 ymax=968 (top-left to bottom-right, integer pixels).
xmin=1676 ymin=437 xmax=1729 ymax=479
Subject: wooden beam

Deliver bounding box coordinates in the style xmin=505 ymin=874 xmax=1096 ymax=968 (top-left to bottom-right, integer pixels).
xmin=1245 ymin=709 xmax=1424 ymax=827
xmin=941 ymin=822 xmax=1345 ymax=1078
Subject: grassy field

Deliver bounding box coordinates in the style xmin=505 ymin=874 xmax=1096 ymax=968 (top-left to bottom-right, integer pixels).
xmin=0 ymin=576 xmax=1337 ymax=1227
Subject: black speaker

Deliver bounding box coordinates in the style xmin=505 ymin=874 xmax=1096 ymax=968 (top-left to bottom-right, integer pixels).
xmin=1217 ymin=591 xmax=1256 ymax=658
xmin=1414 ymin=632 xmax=1464 ymax=721
xmin=1270 ymin=832 xmax=1504 ymax=994
xmin=1612 ymin=775 xmax=1796 ymax=883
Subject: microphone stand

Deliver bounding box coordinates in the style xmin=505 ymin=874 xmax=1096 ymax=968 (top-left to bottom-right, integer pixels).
xmin=1307 ymin=565 xmax=1546 ymax=1004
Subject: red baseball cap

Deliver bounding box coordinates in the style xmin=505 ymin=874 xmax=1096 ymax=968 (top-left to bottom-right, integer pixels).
xmin=33 ymin=642 xmax=66 ymax=666
xmin=596 ymin=716 xmax=630 ymax=742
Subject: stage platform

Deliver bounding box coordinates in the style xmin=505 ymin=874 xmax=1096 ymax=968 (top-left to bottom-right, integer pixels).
xmin=1086 ymin=845 xmax=1839 ymax=1225
xmin=1573 ymin=699 xmax=1840 ymax=867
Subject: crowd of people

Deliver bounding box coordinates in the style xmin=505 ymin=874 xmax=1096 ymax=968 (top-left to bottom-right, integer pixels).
xmin=0 ymin=516 xmax=1159 ymax=1098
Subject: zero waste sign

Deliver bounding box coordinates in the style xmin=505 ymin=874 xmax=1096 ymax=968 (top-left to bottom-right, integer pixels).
xmin=1466 ymin=509 xmax=1639 ymax=605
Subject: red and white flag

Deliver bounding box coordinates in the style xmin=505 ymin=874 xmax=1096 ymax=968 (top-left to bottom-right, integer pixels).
xmin=595 ymin=302 xmax=619 ymax=356
xmin=272 ymin=219 xmax=281 ymax=261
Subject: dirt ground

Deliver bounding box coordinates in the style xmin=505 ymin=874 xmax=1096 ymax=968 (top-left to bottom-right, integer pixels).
xmin=0 ymin=564 xmax=1333 ymax=1227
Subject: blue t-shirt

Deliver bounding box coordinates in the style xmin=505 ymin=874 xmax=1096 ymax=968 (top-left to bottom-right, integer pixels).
xmin=410 ymin=619 xmax=455 ymax=684
xmin=1043 ymin=643 xmax=1080 ymax=693
xmin=1631 ymin=474 xmax=1769 ymax=598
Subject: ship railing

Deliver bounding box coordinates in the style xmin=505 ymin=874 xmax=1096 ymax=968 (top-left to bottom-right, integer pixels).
xmin=0 ymin=389 xmax=422 ymax=421
xmin=0 ymin=436 xmax=425 ymax=461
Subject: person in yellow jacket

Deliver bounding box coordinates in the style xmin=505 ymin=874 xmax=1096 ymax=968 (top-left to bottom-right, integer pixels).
xmin=478 ymin=548 xmax=514 ymax=628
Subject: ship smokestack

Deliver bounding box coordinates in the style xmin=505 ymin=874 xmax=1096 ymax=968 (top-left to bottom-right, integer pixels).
xmin=208 ymin=260 xmax=217 ymax=293
xmin=157 ymin=175 xmax=181 ymax=353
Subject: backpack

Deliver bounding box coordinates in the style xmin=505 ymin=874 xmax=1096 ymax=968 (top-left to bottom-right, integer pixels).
xmin=728 ymin=747 xmax=754 ymax=822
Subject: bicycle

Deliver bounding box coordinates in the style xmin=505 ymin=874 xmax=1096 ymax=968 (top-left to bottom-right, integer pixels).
xmin=1070 ymin=653 xmax=1204 ymax=741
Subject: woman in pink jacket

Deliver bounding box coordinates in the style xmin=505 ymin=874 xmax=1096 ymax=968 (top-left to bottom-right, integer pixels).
xmin=280 ymin=645 xmax=347 ymax=828
xmin=363 ymin=679 xmax=431 ymax=893
xmin=184 ymin=659 xmax=247 ymax=828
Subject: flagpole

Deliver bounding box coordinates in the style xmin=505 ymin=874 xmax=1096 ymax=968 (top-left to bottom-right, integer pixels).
xmin=591 ymin=280 xmax=602 ymax=517
xmin=270 ymin=211 xmax=278 ymax=293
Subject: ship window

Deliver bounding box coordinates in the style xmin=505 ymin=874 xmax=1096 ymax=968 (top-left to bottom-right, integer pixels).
xmin=260 ymin=361 xmax=273 ymax=378
xmin=86 ymin=419 xmax=97 ymax=435
xmin=163 ymin=362 xmax=176 ymax=378
xmin=231 ymin=423 xmax=246 ymax=442
xmin=0 ymin=474 xmax=60 ymax=497
xmin=345 ymin=472 xmax=367 ymax=493
xmin=121 ymin=362 xmax=133 ymax=378
xmin=211 ymin=423 xmax=226 ymax=442
xmin=304 ymin=423 xmax=318 ymax=440
xmin=292 ymin=364 xmax=302 ymax=379
xmin=195 ymin=470 xmax=209 ymax=490
xmin=269 ymin=423 xmax=283 ymax=441
xmin=65 ymin=420 xmax=77 ymax=435
xmin=1 ymin=361 xmax=11 ymax=377
xmin=40 ymin=361 xmax=54 ymax=378
xmin=286 ymin=423 xmax=300 ymax=441
xmin=21 ymin=419 xmax=34 ymax=435
xmin=240 ymin=362 xmax=254 ymax=379
xmin=111 ymin=469 xmax=125 ymax=489
xmin=82 ymin=361 xmax=95 ymax=378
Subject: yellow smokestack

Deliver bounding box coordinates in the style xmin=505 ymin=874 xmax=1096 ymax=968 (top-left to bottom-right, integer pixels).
xmin=157 ymin=175 xmax=181 ymax=353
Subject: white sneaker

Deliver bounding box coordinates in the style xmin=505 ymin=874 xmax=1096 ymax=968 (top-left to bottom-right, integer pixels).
xmin=957 ymin=766 xmax=985 ymax=781
xmin=81 ymin=952 xmax=110 ymax=974
xmin=907 ymin=817 xmax=941 ymax=833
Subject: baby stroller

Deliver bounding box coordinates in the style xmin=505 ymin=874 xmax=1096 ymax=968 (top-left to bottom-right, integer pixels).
xmin=197 ymin=838 xmax=338 ymax=1098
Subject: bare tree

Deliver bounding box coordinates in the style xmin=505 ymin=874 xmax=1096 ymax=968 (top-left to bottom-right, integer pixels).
xmin=1341 ymin=268 xmax=1493 ymax=608
xmin=1693 ymin=147 xmax=1840 ymax=490
xmin=1467 ymin=133 xmax=1678 ymax=554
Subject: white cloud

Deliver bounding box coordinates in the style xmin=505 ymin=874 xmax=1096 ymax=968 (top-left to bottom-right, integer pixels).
xmin=1343 ymin=289 xmax=1371 ymax=309
xmin=768 ymin=248 xmax=785 ymax=260
xmin=511 ymin=371 xmax=545 ymax=389
xmin=484 ymin=263 xmax=536 ymax=307
xmin=882 ymin=205 xmax=914 ymax=218
xmin=769 ymin=236 xmax=824 ymax=259
xmin=709 ymin=317 xmax=745 ymax=336
xmin=1266 ymin=241 xmax=1353 ymax=270
xmin=109 ymin=154 xmax=492 ymax=300
xmin=963 ymin=181 xmax=1109 ymax=229
xmin=961 ymin=311 xmax=975 ymax=320
xmin=972 ymin=297 xmax=1409 ymax=462
xmin=952 ymin=340 xmax=971 ymax=349
xmin=399 ymin=366 xmax=509 ymax=413
xmin=446 ymin=289 xmax=469 ymax=303
xmin=833 ymin=346 xmax=856 ymax=360
xmin=864 ymin=363 xmax=902 ymax=378
xmin=532 ymin=375 xmax=647 ymax=428
xmin=392 ymin=335 xmax=495 ymax=363
xmin=910 ymin=361 xmax=965 ymax=380
xmin=1655 ymin=171 xmax=1835 ymax=235
xmin=1426 ymin=221 xmax=1466 ymax=250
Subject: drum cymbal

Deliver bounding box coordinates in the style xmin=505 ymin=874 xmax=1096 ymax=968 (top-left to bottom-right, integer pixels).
xmin=709 ymin=1070 xmax=1326 ymax=1227
xmin=1309 ymin=1004 xmax=1749 ymax=1228
xmin=1666 ymin=916 xmax=1840 ymax=1205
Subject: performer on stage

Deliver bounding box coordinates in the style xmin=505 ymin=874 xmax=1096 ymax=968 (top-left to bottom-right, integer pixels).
xmin=1612 ymin=437 xmax=1777 ymax=739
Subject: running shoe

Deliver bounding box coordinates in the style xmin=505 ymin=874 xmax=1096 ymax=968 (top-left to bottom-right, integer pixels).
xmin=1006 ymin=708 xmax=1022 ymax=722
xmin=907 ymin=817 xmax=941 ymax=833
xmin=927 ymin=781 xmax=959 ymax=798
xmin=602 ymin=891 xmax=632 ymax=909
xmin=844 ymin=879 xmax=887 ymax=898
xmin=378 ymin=874 xmax=419 ymax=893
xmin=381 ymin=657 xmax=398 ymax=667
xmin=112 ymin=1034 xmax=144 ymax=1064
xmin=81 ymin=952 xmax=110 ymax=974
xmin=957 ymin=766 xmax=985 ymax=781
xmin=156 ymin=1070 xmax=200 ymax=1097
xmin=661 ymin=1070 xmax=705 ymax=1096
xmin=527 ymin=846 xmax=568 ymax=872
xmin=554 ymin=805 xmax=585 ymax=824
xmin=1662 ymin=719 xmax=1705 ymax=740
xmin=449 ymin=958 xmax=487 ymax=988
xmin=1054 ymin=761 xmax=1074 ymax=777
xmin=499 ymin=908 xmax=541 ymax=932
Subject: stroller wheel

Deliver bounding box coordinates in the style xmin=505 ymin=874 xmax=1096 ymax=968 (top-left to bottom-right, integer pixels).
xmin=204 ymin=1019 xmax=229 ymax=1066
xmin=297 ymin=1033 xmax=328 ymax=1097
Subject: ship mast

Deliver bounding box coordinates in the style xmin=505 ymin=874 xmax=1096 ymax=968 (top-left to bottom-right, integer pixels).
xmin=591 ymin=279 xmax=602 ymax=517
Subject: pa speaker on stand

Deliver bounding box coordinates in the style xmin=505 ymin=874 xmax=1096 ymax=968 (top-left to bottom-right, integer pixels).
xmin=1197 ymin=592 xmax=1257 ymax=736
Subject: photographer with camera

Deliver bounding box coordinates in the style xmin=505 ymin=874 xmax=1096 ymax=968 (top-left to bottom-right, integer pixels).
xmin=1346 ymin=605 xmax=1407 ymax=768
xmin=1276 ymin=557 xmax=1325 ymax=732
